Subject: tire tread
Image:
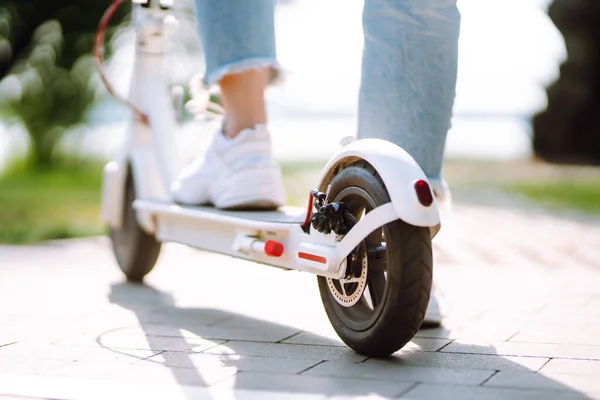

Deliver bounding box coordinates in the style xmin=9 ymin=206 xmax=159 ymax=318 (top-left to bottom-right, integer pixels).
xmin=108 ymin=167 xmax=161 ymax=283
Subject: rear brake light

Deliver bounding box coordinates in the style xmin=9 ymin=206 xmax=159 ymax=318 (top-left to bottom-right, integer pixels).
xmin=414 ymin=180 xmax=433 ymax=207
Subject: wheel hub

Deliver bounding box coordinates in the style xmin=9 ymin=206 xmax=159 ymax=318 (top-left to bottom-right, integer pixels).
xmin=326 ymin=244 xmax=368 ymax=307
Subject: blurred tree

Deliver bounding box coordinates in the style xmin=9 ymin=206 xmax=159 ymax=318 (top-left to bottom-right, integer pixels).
xmin=0 ymin=0 xmax=129 ymax=169
xmin=533 ymin=0 xmax=600 ymax=165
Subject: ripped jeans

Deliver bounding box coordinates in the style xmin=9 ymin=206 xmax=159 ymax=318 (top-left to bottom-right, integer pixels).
xmin=194 ymin=0 xmax=461 ymax=179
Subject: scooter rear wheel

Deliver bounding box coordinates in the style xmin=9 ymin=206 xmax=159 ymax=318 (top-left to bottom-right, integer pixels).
xmin=317 ymin=161 xmax=433 ymax=357
xmin=108 ymin=167 xmax=161 ymax=283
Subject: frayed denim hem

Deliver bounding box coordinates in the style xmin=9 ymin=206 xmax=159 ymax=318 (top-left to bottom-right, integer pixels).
xmin=204 ymin=57 xmax=285 ymax=88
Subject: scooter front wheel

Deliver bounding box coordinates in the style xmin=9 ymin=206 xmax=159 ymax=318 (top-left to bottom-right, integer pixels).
xmin=108 ymin=167 xmax=161 ymax=283
xmin=317 ymin=161 xmax=433 ymax=357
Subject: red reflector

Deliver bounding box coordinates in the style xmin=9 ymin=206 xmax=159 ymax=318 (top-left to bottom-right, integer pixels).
xmin=298 ymin=252 xmax=327 ymax=264
xmin=414 ymin=180 xmax=434 ymax=207
xmin=264 ymin=240 xmax=284 ymax=257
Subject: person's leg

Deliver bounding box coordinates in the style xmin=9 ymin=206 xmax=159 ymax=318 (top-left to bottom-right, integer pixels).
xmin=219 ymin=69 xmax=270 ymax=138
xmin=358 ymin=0 xmax=460 ymax=181
xmin=171 ymin=0 xmax=286 ymax=208
xmin=194 ymin=0 xmax=279 ymax=138
xmin=359 ymin=0 xmax=461 ymax=326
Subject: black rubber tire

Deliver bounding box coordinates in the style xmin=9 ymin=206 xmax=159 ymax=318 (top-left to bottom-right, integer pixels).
xmin=108 ymin=167 xmax=161 ymax=283
xmin=317 ymin=161 xmax=433 ymax=357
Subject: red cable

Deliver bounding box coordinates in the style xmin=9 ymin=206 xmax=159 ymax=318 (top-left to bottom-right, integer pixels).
xmin=301 ymin=191 xmax=315 ymax=232
xmin=94 ymin=0 xmax=149 ymax=125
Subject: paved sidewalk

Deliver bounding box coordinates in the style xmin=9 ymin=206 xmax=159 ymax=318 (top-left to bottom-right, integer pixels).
xmin=1 ymin=200 xmax=600 ymax=399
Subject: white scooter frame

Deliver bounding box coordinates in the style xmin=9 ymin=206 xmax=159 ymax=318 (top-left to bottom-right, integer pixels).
xmin=99 ymin=0 xmax=441 ymax=357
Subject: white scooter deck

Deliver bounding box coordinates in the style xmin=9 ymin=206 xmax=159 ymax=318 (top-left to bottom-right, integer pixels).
xmin=133 ymin=198 xmax=399 ymax=279
xmin=179 ymin=205 xmax=306 ymax=224
xmin=135 ymin=200 xmax=308 ymax=233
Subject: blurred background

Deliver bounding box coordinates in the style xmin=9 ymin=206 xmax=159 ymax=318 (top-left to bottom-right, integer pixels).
xmin=0 ymin=0 xmax=598 ymax=244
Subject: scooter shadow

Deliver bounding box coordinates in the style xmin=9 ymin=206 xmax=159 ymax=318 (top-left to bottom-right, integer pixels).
xmin=106 ymin=282 xmax=592 ymax=399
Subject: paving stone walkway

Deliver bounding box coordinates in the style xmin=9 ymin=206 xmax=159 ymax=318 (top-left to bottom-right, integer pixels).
xmin=0 ymin=200 xmax=599 ymax=399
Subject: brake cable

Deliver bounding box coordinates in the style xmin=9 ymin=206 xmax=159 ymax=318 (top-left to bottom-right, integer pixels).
xmin=94 ymin=0 xmax=149 ymax=125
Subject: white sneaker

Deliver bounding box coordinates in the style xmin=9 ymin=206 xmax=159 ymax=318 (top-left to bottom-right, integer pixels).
xmin=422 ymin=287 xmax=443 ymax=328
xmin=170 ymin=124 xmax=287 ymax=209
xmin=430 ymin=177 xmax=453 ymax=223
xmin=421 ymin=178 xmax=452 ymax=328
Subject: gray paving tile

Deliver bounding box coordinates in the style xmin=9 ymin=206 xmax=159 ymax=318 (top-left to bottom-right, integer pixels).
xmin=415 ymin=324 xmax=518 ymax=342
xmin=303 ymin=359 xmax=494 ymax=386
xmin=0 ymin=343 xmax=159 ymax=364
xmin=203 ymin=340 xmax=365 ymax=362
xmin=281 ymin=333 xmax=449 ymax=354
xmin=412 ymin=327 xmax=455 ymax=340
xmin=43 ymin=362 xmax=230 ymax=386
xmin=213 ymin=371 xmax=414 ymax=397
xmin=368 ymin=351 xmax=548 ymax=372
xmin=0 ymin=318 xmax=109 ymax=345
xmin=485 ymin=371 xmax=600 ymax=394
xmin=195 ymin=326 xmax=301 ymax=342
xmin=5 ymin=218 xmax=600 ymax=400
xmin=0 ymin=373 xmax=345 ymax=400
xmin=56 ymin=333 xmax=225 ymax=352
xmin=207 ymin=316 xmax=297 ymax=329
xmin=406 ymin=338 xmax=452 ymax=352
xmin=442 ymin=341 xmax=600 ymax=360
xmin=509 ymin=328 xmax=591 ymax=346
xmin=216 ymin=392 xmax=326 ymax=400
xmin=139 ymin=351 xmax=321 ymax=374
xmin=0 ymin=355 xmax=74 ymax=375
xmin=0 ymin=341 xmax=17 ymax=349
xmin=47 ymin=311 xmax=146 ymax=332
xmin=137 ymin=309 xmax=231 ymax=325
xmin=540 ymin=359 xmax=600 ymax=376
xmin=401 ymin=383 xmax=594 ymax=400
xmin=115 ymin=323 xmax=299 ymax=342
xmin=0 ymin=314 xmax=25 ymax=325
xmin=100 ymin=323 xmax=214 ymax=338
xmin=280 ymin=332 xmax=345 ymax=347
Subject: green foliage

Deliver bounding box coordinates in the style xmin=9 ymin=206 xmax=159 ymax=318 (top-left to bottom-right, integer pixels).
xmin=0 ymin=158 xmax=105 ymax=244
xmin=0 ymin=22 xmax=96 ymax=168
xmin=0 ymin=0 xmax=129 ymax=170
xmin=510 ymin=180 xmax=600 ymax=214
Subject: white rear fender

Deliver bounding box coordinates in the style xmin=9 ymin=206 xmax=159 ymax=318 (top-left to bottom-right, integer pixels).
xmin=316 ymin=139 xmax=441 ymax=235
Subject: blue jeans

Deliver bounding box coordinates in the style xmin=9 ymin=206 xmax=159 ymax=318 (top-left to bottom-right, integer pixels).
xmin=194 ymin=0 xmax=460 ymax=179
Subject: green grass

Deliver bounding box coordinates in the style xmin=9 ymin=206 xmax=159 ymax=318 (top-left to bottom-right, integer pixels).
xmin=509 ymin=180 xmax=600 ymax=214
xmin=0 ymin=161 xmax=105 ymax=244
xmin=0 ymin=158 xmax=322 ymax=245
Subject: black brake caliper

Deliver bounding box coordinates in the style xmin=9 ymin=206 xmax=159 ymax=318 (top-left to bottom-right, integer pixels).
xmin=310 ymin=190 xmax=362 ymax=278
xmin=310 ymin=189 xmax=356 ymax=235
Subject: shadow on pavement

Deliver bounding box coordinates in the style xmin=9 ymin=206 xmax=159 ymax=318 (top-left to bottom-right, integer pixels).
xmin=105 ymin=281 xmax=593 ymax=400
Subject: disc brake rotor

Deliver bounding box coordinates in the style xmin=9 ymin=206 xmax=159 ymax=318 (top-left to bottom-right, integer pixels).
xmin=326 ymin=245 xmax=368 ymax=307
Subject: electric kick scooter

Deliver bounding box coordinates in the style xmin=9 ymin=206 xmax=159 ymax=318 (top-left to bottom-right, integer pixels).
xmin=97 ymin=0 xmax=441 ymax=357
